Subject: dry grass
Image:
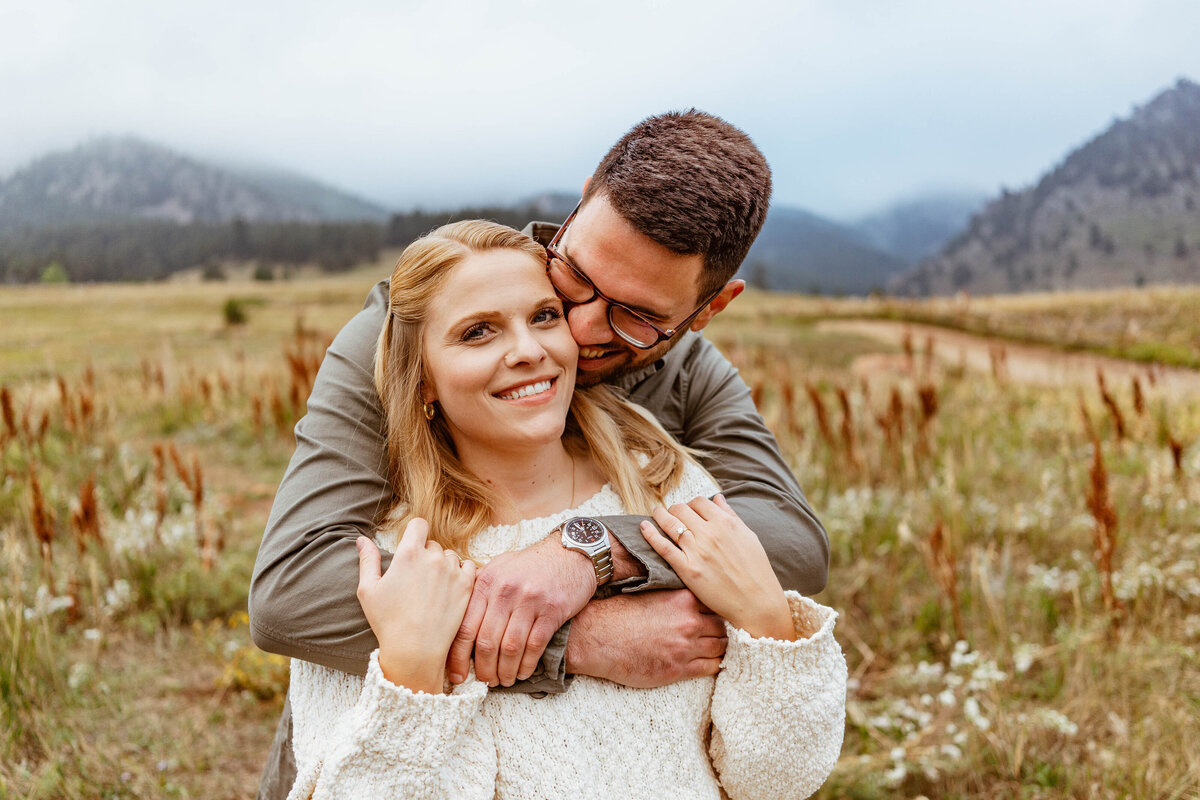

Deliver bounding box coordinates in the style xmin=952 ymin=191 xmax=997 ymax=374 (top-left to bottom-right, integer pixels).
xmin=2 ymin=276 xmax=1198 ymax=798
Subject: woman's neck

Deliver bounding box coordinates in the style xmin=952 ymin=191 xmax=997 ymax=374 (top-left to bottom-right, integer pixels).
xmin=456 ymin=440 xmax=580 ymax=525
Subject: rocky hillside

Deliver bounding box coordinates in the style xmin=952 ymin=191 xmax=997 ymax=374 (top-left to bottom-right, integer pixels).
xmin=893 ymin=78 xmax=1200 ymax=295
xmin=0 ymin=136 xmax=388 ymax=233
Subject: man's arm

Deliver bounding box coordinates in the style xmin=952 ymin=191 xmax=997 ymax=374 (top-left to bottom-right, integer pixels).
xmin=248 ymin=281 xmax=392 ymax=676
xmin=598 ymin=334 xmax=829 ymax=596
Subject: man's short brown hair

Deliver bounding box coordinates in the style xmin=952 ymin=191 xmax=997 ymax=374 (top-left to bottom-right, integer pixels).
xmin=583 ymin=109 xmax=772 ymax=300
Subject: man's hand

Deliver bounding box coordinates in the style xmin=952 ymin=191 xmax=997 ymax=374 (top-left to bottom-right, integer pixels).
xmin=447 ymin=533 xmax=596 ymax=687
xmin=565 ymin=589 xmax=728 ymax=688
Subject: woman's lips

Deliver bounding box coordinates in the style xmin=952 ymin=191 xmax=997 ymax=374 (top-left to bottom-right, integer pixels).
xmin=494 ymin=378 xmax=555 ymax=400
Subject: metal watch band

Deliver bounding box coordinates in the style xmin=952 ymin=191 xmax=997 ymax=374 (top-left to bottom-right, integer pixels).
xmin=591 ymin=550 xmax=614 ymax=585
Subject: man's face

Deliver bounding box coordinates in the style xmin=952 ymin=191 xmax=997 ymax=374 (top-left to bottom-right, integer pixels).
xmin=556 ymin=196 xmax=733 ymax=386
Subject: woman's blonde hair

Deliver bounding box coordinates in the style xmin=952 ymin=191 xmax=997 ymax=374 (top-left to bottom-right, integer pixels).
xmin=374 ymin=219 xmax=702 ymax=556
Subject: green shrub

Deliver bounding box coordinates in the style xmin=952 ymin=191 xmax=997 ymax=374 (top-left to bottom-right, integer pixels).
xmin=222 ymin=298 xmax=247 ymax=326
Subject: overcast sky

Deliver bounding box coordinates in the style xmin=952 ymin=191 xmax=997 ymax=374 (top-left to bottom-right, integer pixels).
xmin=2 ymin=0 xmax=1198 ymax=219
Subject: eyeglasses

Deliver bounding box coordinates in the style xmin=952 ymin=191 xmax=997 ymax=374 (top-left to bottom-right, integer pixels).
xmin=545 ymin=200 xmax=723 ymax=350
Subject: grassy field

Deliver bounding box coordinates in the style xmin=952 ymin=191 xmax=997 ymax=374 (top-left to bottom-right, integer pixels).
xmin=749 ymin=285 xmax=1200 ymax=369
xmin=1 ymin=272 xmax=1197 ymax=798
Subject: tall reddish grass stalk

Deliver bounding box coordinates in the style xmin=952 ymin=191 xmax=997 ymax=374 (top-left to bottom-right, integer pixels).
xmin=805 ymin=382 xmax=837 ymax=452
xmin=922 ymin=520 xmax=964 ymax=641
xmin=1096 ymin=370 xmax=1126 ymax=440
xmin=1085 ymin=437 xmax=1123 ymax=627
xmin=152 ymin=442 xmax=168 ymax=541
xmin=29 ymin=469 xmax=56 ymax=592
xmin=1169 ymin=437 xmax=1184 ymax=478
xmin=835 ymin=386 xmax=860 ymax=471
xmin=69 ymin=475 xmax=103 ymax=555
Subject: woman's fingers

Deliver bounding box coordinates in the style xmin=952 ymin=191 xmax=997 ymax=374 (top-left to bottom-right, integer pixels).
xmin=665 ymin=501 xmax=706 ymax=535
xmin=650 ymin=505 xmax=693 ymax=543
xmin=640 ymin=520 xmax=684 ymax=570
xmin=399 ymin=517 xmax=431 ymax=551
xmin=355 ymin=536 xmax=382 ymax=592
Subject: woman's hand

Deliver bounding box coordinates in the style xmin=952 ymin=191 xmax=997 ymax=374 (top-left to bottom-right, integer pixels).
xmin=641 ymin=495 xmax=795 ymax=641
xmin=356 ymin=519 xmax=476 ymax=693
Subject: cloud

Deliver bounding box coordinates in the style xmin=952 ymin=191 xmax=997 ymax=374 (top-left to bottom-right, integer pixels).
xmin=2 ymin=0 xmax=1198 ymax=216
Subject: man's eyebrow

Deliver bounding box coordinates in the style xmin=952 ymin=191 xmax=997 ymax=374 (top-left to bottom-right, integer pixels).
xmin=560 ymin=243 xmax=673 ymax=321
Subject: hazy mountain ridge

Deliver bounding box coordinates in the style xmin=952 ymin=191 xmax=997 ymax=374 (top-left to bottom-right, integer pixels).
xmin=0 ymin=136 xmax=388 ymax=233
xmin=893 ymin=78 xmax=1200 ymax=296
xmin=741 ymin=207 xmax=909 ymax=295
xmin=0 ymin=137 xmax=971 ymax=293
xmin=853 ymin=191 xmax=987 ymax=264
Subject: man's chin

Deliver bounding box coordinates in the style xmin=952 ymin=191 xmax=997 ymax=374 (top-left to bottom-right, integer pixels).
xmin=576 ymin=346 xmax=664 ymax=387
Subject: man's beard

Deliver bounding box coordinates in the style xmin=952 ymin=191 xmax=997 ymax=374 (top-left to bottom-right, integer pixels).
xmin=574 ymin=337 xmax=677 ymax=387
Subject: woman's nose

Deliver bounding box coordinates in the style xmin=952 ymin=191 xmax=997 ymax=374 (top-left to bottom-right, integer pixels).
xmin=504 ymin=325 xmax=548 ymax=367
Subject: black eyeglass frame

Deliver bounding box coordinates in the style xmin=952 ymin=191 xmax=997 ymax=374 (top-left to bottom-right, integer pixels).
xmin=544 ymin=200 xmax=724 ymax=350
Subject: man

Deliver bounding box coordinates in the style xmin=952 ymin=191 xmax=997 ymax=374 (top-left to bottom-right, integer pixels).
xmin=249 ymin=109 xmax=829 ymax=798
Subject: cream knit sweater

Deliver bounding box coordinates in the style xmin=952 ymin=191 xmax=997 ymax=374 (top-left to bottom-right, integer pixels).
xmin=287 ymin=463 xmax=846 ymax=800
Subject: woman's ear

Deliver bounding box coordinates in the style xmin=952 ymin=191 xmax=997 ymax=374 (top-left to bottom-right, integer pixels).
xmin=419 ymin=379 xmax=436 ymax=404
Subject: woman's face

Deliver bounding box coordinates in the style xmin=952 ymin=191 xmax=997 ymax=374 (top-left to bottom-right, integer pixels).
xmin=421 ymin=248 xmax=578 ymax=458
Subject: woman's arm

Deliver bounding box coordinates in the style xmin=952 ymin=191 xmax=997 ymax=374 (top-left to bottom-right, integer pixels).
xmin=287 ymin=656 xmax=494 ymax=800
xmin=640 ymin=493 xmax=846 ymax=799
xmin=284 ymin=518 xmax=496 ymax=799
xmin=707 ymin=594 xmax=846 ymax=800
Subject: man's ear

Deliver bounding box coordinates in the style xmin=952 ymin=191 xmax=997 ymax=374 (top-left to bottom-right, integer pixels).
xmin=580 ymin=176 xmax=591 ymax=197
xmin=689 ymin=280 xmax=745 ymax=332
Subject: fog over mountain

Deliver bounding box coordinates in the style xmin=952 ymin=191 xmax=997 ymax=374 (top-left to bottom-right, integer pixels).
xmin=852 ymin=191 xmax=988 ymax=264
xmin=894 ymin=78 xmax=1200 ymax=295
xmin=0 ymin=136 xmax=388 ymax=234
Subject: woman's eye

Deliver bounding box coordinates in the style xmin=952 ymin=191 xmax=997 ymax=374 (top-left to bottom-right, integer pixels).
xmin=461 ymin=323 xmax=492 ymax=341
xmin=533 ymin=307 xmax=563 ymax=325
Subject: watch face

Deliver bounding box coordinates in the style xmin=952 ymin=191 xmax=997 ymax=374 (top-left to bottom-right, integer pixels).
xmin=565 ymin=518 xmax=605 ymax=545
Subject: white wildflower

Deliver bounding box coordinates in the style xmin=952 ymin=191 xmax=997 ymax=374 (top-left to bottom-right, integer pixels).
xmin=103 ymin=579 xmax=133 ymax=614
xmin=1035 ymin=709 xmax=1078 ymax=736
xmin=882 ymin=760 xmax=908 ymax=787
xmin=968 ymin=660 xmax=1007 ymax=690
xmin=23 ymin=585 xmax=74 ymax=620
xmin=83 ymin=628 xmax=101 ymax=641
xmin=940 ymin=743 xmax=963 ymax=760
xmin=1013 ymin=643 xmax=1038 ymax=673
xmin=68 ymin=662 xmax=93 ymax=690
xmin=964 ymin=696 xmax=990 ymax=730
xmin=938 ymin=689 xmax=957 ymax=707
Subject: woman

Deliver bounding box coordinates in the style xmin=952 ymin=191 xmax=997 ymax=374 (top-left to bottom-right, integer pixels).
xmin=285 ymin=221 xmax=846 ymax=799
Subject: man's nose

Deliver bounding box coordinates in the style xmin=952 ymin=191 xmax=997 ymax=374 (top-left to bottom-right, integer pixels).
xmin=566 ymin=297 xmax=615 ymax=346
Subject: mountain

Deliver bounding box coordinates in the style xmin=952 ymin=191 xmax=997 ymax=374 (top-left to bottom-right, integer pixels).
xmin=740 ymin=206 xmax=909 ymax=295
xmin=892 ymin=78 xmax=1200 ymax=296
xmin=853 ymin=190 xmax=987 ymax=264
xmin=0 ymin=136 xmax=389 ymax=234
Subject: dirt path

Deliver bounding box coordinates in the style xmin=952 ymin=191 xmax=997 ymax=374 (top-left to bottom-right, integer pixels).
xmin=818 ymin=319 xmax=1200 ymax=395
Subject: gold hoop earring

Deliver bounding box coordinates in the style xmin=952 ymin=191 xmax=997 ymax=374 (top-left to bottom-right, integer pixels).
xmin=423 ymin=401 xmax=436 ymax=421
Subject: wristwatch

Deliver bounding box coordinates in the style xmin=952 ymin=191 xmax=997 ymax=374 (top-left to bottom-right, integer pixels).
xmin=559 ymin=516 xmax=614 ymax=586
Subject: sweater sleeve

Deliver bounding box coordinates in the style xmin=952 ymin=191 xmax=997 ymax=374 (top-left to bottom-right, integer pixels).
xmin=286 ymin=653 xmax=496 ymax=800
xmin=709 ymin=592 xmax=847 ymax=800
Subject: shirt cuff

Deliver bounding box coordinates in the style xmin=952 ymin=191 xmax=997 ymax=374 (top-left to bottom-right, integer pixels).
xmin=600 ymin=514 xmax=685 ymax=593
